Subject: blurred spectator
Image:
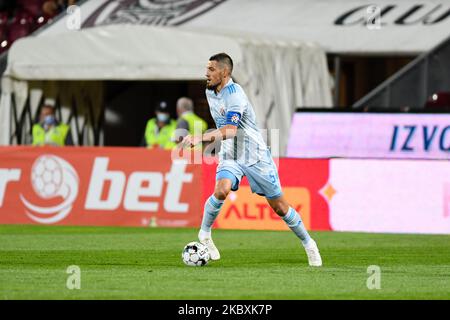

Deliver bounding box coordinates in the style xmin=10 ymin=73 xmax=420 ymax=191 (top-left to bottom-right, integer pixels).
xmin=0 ymin=0 xmax=80 ymax=51
xmin=42 ymin=0 xmax=58 ymax=18
xmin=142 ymin=101 xmax=177 ymax=149
xmin=175 ymin=97 xmax=207 ymax=142
xmin=42 ymin=0 xmax=77 ymax=17
xmin=56 ymin=0 xmax=78 ymax=12
xmin=32 ymin=105 xmax=72 ymax=146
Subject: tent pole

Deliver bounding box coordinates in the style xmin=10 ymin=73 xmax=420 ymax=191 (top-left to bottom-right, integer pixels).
xmin=333 ymin=55 xmax=341 ymax=107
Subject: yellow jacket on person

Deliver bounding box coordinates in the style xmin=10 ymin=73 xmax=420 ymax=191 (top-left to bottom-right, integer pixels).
xmin=32 ymin=123 xmax=70 ymax=146
xmin=179 ymin=112 xmax=207 ymax=136
xmin=144 ymin=118 xmax=177 ymax=150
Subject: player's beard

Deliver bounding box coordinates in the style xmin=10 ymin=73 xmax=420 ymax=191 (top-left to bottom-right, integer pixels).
xmin=206 ymin=80 xmax=219 ymax=92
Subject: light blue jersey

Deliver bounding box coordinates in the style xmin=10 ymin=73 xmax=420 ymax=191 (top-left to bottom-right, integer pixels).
xmin=205 ymin=79 xmax=268 ymax=166
xmin=206 ymin=79 xmax=282 ymax=199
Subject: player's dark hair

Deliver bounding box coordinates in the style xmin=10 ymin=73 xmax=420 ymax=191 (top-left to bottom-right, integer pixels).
xmin=209 ymin=53 xmax=233 ymax=74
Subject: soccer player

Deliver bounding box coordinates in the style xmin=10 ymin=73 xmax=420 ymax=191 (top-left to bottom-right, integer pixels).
xmin=181 ymin=53 xmax=322 ymax=266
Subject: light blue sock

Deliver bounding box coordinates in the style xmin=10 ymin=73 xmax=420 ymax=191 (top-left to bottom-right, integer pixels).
xmin=200 ymin=195 xmax=224 ymax=232
xmin=282 ymin=207 xmax=311 ymax=246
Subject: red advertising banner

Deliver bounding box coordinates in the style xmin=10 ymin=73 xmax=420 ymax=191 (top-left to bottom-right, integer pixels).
xmin=0 ymin=146 xmax=203 ymax=227
xmin=0 ymin=147 xmax=331 ymax=231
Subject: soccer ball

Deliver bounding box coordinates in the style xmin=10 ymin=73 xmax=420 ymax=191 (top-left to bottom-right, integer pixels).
xmin=182 ymin=242 xmax=210 ymax=266
xmin=31 ymin=155 xmax=63 ymax=198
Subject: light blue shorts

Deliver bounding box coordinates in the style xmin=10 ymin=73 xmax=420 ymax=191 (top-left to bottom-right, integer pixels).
xmin=216 ymin=150 xmax=283 ymax=200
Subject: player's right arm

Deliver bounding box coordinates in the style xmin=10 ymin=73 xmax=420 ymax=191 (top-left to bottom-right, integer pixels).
xmin=202 ymin=124 xmax=238 ymax=142
xmin=180 ymin=124 xmax=237 ymax=148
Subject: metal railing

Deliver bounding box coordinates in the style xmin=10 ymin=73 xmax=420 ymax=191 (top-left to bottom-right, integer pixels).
xmin=353 ymin=33 xmax=450 ymax=110
xmin=9 ymin=91 xmax=104 ymax=146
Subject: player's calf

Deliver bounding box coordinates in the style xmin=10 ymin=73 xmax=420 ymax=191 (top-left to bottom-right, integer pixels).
xmin=267 ymin=196 xmax=322 ymax=266
xmin=197 ymin=179 xmax=233 ymax=261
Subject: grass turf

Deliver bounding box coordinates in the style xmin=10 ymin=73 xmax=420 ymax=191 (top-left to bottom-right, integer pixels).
xmin=0 ymin=225 xmax=449 ymax=299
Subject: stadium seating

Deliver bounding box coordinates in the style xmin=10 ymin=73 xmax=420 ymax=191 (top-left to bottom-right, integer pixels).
xmin=0 ymin=10 xmax=7 ymax=25
xmin=7 ymin=10 xmax=33 ymax=44
xmin=424 ymin=91 xmax=450 ymax=112
xmin=33 ymin=14 xmax=53 ymax=31
xmin=16 ymin=0 xmax=45 ymax=17
xmin=0 ymin=11 xmax=7 ymax=53
xmin=0 ymin=0 xmax=74 ymax=53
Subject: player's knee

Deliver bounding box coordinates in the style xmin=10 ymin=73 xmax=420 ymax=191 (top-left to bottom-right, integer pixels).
xmin=214 ymin=186 xmax=230 ymax=201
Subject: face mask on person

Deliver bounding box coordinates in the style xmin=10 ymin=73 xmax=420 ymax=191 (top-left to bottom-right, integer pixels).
xmin=156 ymin=113 xmax=170 ymax=122
xmin=43 ymin=115 xmax=56 ymax=126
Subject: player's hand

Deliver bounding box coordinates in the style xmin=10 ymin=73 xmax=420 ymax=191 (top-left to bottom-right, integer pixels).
xmin=180 ymin=135 xmax=202 ymax=148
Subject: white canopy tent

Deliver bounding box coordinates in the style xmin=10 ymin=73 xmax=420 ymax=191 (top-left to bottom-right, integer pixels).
xmin=0 ymin=25 xmax=332 ymax=154
xmin=6 ymin=25 xmax=243 ymax=80
xmin=39 ymin=0 xmax=450 ymax=55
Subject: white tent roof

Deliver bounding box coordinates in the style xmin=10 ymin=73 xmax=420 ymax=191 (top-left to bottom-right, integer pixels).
xmin=5 ymin=25 xmax=244 ymax=80
xmin=37 ymin=0 xmax=450 ymax=55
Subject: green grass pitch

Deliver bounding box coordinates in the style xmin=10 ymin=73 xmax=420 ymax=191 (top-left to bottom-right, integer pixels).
xmin=0 ymin=225 xmax=449 ymax=299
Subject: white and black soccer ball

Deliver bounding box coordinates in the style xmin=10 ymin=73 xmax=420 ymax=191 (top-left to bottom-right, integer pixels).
xmin=182 ymin=241 xmax=210 ymax=267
